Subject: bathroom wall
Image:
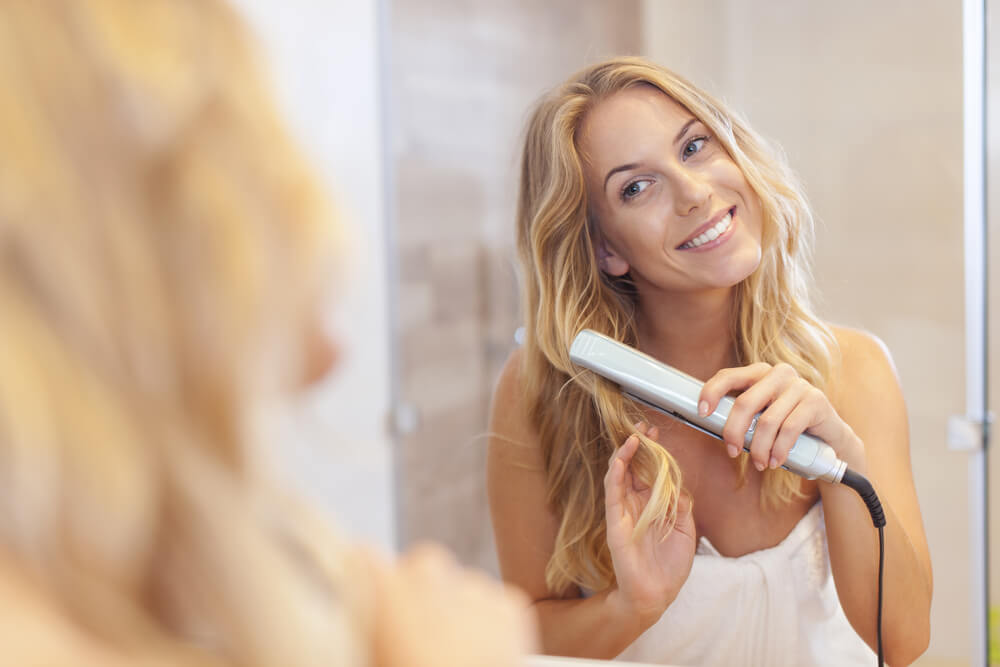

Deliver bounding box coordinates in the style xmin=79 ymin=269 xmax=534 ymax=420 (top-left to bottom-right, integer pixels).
xmin=641 ymin=1 xmax=967 ymax=664
xmin=386 ymin=0 xmax=642 ymax=567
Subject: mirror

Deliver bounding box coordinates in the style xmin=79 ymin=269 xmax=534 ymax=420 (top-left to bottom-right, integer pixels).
xmin=238 ymin=1 xmax=979 ymax=664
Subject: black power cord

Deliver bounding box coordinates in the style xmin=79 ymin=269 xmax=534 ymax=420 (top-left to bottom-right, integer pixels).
xmin=841 ymin=469 xmax=887 ymax=667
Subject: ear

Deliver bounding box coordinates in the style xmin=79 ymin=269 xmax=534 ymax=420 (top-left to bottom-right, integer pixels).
xmin=595 ymin=237 xmax=630 ymax=277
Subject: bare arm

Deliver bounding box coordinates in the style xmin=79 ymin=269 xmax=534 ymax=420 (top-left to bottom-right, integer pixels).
xmin=820 ymin=328 xmax=931 ymax=665
xmin=487 ymin=349 xmax=695 ymax=658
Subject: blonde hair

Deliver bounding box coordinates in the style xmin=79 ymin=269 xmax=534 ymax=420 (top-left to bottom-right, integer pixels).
xmin=0 ymin=1 xmax=364 ymax=664
xmin=515 ymin=56 xmax=836 ymax=594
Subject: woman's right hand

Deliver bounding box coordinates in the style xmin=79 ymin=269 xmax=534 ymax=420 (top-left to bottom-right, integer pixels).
xmin=604 ymin=423 xmax=697 ymax=627
xmin=371 ymin=543 xmax=538 ymax=667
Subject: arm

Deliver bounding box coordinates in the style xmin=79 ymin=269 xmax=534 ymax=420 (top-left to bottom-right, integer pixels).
xmin=698 ymin=328 xmax=931 ymax=665
xmin=820 ymin=328 xmax=931 ymax=665
xmin=487 ymin=349 xmax=695 ymax=659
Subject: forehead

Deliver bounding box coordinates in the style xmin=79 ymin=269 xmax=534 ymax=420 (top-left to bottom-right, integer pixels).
xmin=578 ymin=85 xmax=694 ymax=170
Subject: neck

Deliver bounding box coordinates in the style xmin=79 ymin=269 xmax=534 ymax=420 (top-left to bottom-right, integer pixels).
xmin=635 ymin=285 xmax=739 ymax=381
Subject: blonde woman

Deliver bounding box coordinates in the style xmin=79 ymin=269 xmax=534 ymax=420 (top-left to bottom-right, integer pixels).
xmin=0 ymin=1 xmax=535 ymax=665
xmin=488 ymin=56 xmax=931 ymax=665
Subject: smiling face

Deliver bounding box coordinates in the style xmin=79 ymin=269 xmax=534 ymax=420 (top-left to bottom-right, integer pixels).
xmin=579 ymin=84 xmax=764 ymax=298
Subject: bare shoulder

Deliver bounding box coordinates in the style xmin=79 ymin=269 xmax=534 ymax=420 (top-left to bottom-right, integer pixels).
xmin=489 ymin=346 xmax=542 ymax=465
xmin=492 ymin=345 xmax=528 ymax=413
xmin=828 ymin=325 xmax=900 ymax=385
xmin=826 ymin=324 xmax=906 ymax=430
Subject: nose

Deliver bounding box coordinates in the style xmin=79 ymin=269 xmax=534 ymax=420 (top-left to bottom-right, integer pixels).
xmin=671 ymin=167 xmax=711 ymax=217
xmin=299 ymin=315 xmax=341 ymax=389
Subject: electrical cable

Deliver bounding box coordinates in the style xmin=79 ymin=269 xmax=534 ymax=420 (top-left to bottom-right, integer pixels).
xmin=841 ymin=469 xmax=887 ymax=667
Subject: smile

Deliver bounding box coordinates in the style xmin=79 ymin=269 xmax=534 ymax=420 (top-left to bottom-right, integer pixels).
xmin=677 ymin=208 xmax=735 ymax=250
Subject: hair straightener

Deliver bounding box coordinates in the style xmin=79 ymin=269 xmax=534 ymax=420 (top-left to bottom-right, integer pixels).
xmin=569 ymin=329 xmax=847 ymax=482
xmin=569 ymin=328 xmax=887 ymax=665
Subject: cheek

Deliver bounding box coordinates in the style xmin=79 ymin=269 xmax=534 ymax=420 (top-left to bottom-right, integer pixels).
xmin=715 ymin=159 xmax=749 ymax=192
xmin=715 ymin=163 xmax=762 ymax=232
xmin=744 ymin=194 xmax=765 ymax=242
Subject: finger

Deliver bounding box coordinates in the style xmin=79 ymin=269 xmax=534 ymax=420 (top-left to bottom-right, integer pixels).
xmin=626 ymin=459 xmax=651 ymax=494
xmin=698 ymin=363 xmax=773 ymax=417
xmin=771 ymin=396 xmax=822 ymax=469
xmin=721 ymin=364 xmax=799 ymax=452
xmin=608 ymin=427 xmax=643 ymax=468
xmin=746 ymin=379 xmax=809 ymax=471
xmin=605 ymin=435 xmax=639 ymax=513
xmin=673 ymin=492 xmax=697 ymax=538
xmin=720 ymin=378 xmax=779 ymax=454
xmin=403 ymin=542 xmax=458 ymax=576
xmin=632 ymin=421 xmax=651 ymax=437
xmin=620 ymin=431 xmax=641 ymax=463
xmin=605 ymin=436 xmax=640 ymax=547
xmin=623 ymin=438 xmax=642 ymax=498
xmin=608 ymin=421 xmax=649 ymax=468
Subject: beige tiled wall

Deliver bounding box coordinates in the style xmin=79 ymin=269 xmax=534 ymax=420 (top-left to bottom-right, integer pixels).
xmin=641 ymin=1 xmax=970 ymax=664
xmin=388 ymin=1 xmax=642 ymax=568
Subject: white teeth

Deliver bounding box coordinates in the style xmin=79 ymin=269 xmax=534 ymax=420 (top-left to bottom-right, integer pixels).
xmin=680 ymin=211 xmax=732 ymax=249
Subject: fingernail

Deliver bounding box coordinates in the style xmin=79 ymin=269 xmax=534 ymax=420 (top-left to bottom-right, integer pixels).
xmin=698 ymin=401 xmax=709 ymax=417
xmin=754 ymin=460 xmax=765 ymax=472
xmin=769 ymin=456 xmax=778 ymax=469
xmin=726 ymin=444 xmax=739 ymax=458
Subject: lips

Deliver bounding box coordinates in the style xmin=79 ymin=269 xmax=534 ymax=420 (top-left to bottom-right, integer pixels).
xmin=677 ymin=207 xmax=736 ymax=250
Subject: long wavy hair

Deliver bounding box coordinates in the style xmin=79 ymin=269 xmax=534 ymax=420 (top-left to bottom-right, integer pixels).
xmin=515 ymin=56 xmax=836 ymax=594
xmin=0 ymin=1 xmax=366 ymax=664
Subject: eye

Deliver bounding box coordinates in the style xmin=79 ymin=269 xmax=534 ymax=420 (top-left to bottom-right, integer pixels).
xmin=621 ymin=179 xmax=652 ymax=201
xmin=682 ymin=136 xmax=709 ymax=160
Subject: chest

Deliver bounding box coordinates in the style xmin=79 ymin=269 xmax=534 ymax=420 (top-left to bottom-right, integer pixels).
xmin=643 ymin=409 xmax=819 ymax=557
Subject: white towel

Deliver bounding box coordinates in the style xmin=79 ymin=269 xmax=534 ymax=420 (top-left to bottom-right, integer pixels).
xmin=616 ymin=503 xmax=876 ymax=666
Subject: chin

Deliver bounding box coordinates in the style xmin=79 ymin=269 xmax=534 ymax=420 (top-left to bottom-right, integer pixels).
xmin=714 ymin=250 xmax=761 ymax=288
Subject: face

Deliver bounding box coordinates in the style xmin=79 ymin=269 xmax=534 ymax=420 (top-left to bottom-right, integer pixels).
xmin=299 ymin=314 xmax=340 ymax=389
xmin=294 ymin=288 xmax=342 ymax=390
xmin=579 ymin=85 xmax=763 ymax=296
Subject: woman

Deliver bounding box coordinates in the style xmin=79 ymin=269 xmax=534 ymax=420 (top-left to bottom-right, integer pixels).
xmin=488 ymin=56 xmax=931 ymax=665
xmin=0 ymin=1 xmax=534 ymax=665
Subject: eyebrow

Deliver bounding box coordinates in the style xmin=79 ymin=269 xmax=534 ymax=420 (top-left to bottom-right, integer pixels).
xmin=603 ymin=163 xmax=639 ymax=191
xmin=602 ymin=117 xmax=700 ymax=191
xmin=673 ymin=117 xmax=699 ymax=147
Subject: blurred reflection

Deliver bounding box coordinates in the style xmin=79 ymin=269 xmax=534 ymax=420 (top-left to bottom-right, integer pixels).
xmin=0 ymin=1 xmax=534 ymax=665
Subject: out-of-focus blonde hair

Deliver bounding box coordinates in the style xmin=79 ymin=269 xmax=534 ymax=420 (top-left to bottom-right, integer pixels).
xmin=0 ymin=1 xmax=364 ymax=664
xmin=515 ymin=57 xmax=836 ymax=594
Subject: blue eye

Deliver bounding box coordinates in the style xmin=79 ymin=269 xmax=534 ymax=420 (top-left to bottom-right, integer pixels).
xmin=682 ymin=137 xmax=708 ymax=160
xmin=621 ymin=179 xmax=651 ymax=201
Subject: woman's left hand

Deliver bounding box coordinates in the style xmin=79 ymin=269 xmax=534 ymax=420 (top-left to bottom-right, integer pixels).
xmin=697 ymin=362 xmax=864 ymax=473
